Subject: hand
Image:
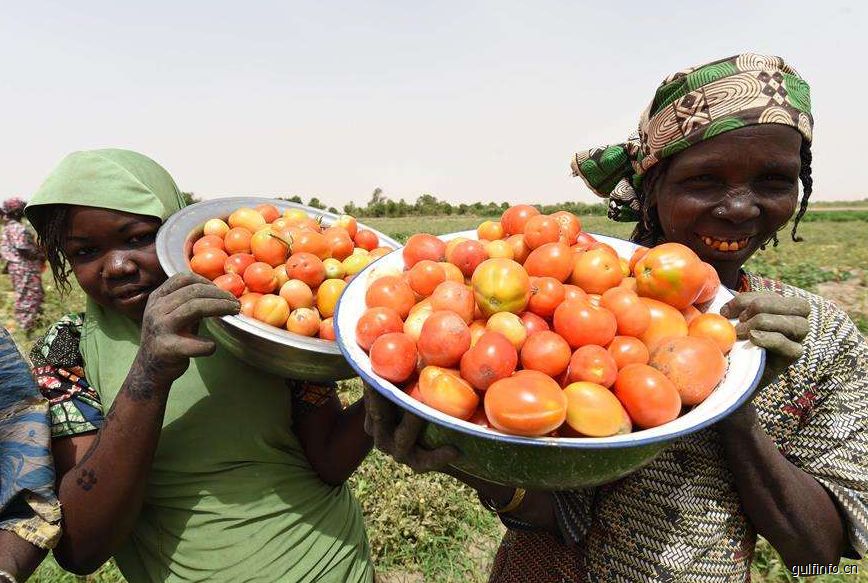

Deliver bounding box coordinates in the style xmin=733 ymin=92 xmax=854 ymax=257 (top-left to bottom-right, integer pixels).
xmin=137 ymin=272 xmax=241 ymax=384
xmin=363 ymin=385 xmax=459 ymax=473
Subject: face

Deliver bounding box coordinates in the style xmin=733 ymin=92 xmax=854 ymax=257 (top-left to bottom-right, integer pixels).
xmin=650 ymin=125 xmax=802 ymax=286
xmin=63 ymin=206 xmax=166 ymax=322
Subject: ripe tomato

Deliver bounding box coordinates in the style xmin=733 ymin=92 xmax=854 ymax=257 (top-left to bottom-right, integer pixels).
xmin=404 ymin=234 xmax=447 ymax=267
xmin=279 ymin=280 xmax=314 ymax=310
xmin=571 ymin=248 xmax=623 ymax=294
xmin=471 ymin=258 xmax=530 ymax=317
xmin=228 ymin=207 xmax=267 ymax=233
xmin=354 ymin=229 xmax=379 ymax=251
xmin=572 ymin=231 xmax=598 ymax=252
xmin=224 ymin=229 xmax=254 ymax=255
xmin=366 ymin=276 xmax=416 ymax=319
xmin=486 ymin=312 xmax=527 ymax=351
xmin=550 ymin=211 xmax=581 ymax=245
xmin=444 ymin=237 xmax=468 ymax=261
xmin=600 ymin=287 xmax=651 ymax=337
xmin=613 ymin=364 xmax=681 ymax=429
xmin=250 ymin=228 xmax=290 ymax=266
xmin=335 ymin=215 xmax=358 ymax=239
xmin=430 ymin=281 xmax=475 ymax=324
xmin=238 ymin=292 xmax=262 ymax=317
xmin=255 ymin=203 xmax=280 ymax=223
xmin=688 ymin=313 xmax=736 ymax=354
xmin=323 ymin=258 xmax=346 ymax=280
xmin=285 ymin=252 xmax=326 ymax=288
xmin=190 ymin=248 xmax=229 ymax=281
xmin=634 ymin=243 xmax=707 ymax=309
xmin=519 ymin=311 xmax=549 ymax=336
xmin=407 ymin=260 xmax=447 ymax=298
xmin=607 ymin=336 xmax=650 ymax=369
xmin=520 ymin=331 xmax=571 ymax=377
xmin=523 ymin=242 xmax=573 ymax=282
xmin=243 ymin=262 xmax=278 ymax=293
xmin=469 ymin=406 xmax=491 ymax=428
xmin=253 ymin=294 xmax=290 ymax=327
xmin=418 ymin=365 xmax=460 ymax=393
xmin=417 ymin=311 xmax=471 ymax=367
xmin=404 ymin=301 xmax=434 ymax=342
xmin=650 ymin=336 xmax=727 ymax=405
xmin=477 ymin=220 xmax=505 ymax=241
xmin=316 ymin=278 xmax=347 ymax=318
xmin=450 ymin=240 xmax=488 ymax=278
xmin=618 ymin=276 xmax=638 ymax=292
xmin=564 ymin=382 xmax=630 ymax=437
xmin=460 ymin=331 xmax=518 ymax=391
xmin=628 ymin=246 xmax=649 ymax=274
xmin=505 ymin=235 xmax=531 ymax=264
xmin=523 ymin=215 xmax=561 ymax=249
xmin=292 ymin=230 xmax=331 ymax=260
xmin=213 ymin=272 xmax=245 ymax=297
xmin=356 ymin=306 xmax=404 ymax=350
xmin=319 ymin=317 xmax=336 ymax=340
xmin=694 ymin=262 xmax=721 ymax=305
xmin=420 ymin=371 xmax=479 ymax=420
xmin=282 ymin=208 xmax=309 ymax=225
xmin=324 ymin=229 xmax=355 ymax=261
xmin=681 ymin=305 xmax=701 ymax=324
xmin=553 ymin=300 xmax=617 ymax=349
xmin=527 ymin=277 xmax=565 ymax=319
xmin=439 ymin=261 xmax=465 ymax=283
xmin=203 ymin=218 xmax=230 ymax=238
xmin=566 ymin=345 xmax=618 ymax=388
xmin=501 ymin=204 xmax=541 ymax=236
xmin=342 ymin=253 xmax=372 ymax=276
xmin=193 ymin=234 xmax=226 ymax=255
xmin=274 ymin=265 xmax=290 ymax=288
xmin=637 ymin=298 xmax=688 ymax=350
xmin=484 ymin=370 xmax=567 ymax=436
xmin=370 ymin=332 xmax=418 ymax=383
xmin=468 ymin=319 xmax=488 ymax=347
xmin=563 ymin=285 xmax=588 ymax=303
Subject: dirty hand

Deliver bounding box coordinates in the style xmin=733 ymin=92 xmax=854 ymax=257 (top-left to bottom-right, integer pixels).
xmin=720 ymin=291 xmax=811 ymax=365
xmin=363 ymin=385 xmax=459 ymax=473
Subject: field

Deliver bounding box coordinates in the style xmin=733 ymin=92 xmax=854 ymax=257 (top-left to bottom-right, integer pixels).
xmin=3 ymin=212 xmax=865 ymax=582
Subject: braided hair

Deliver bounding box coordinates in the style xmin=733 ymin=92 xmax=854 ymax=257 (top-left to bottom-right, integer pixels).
xmin=27 ymin=204 xmax=73 ymax=294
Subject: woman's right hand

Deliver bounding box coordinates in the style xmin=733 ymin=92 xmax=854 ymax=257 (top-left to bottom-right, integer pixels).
xmin=137 ymin=272 xmax=241 ymax=385
xmin=363 ymin=385 xmax=459 ymax=473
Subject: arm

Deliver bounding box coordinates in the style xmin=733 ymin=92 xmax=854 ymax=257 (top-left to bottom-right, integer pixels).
xmin=0 ymin=530 xmax=47 ymax=581
xmin=51 ymin=273 xmax=241 ymax=574
xmin=291 ymin=382 xmax=373 ymax=486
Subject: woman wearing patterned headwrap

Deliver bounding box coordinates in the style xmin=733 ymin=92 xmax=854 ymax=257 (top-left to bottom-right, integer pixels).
xmin=0 ymin=197 xmax=45 ymax=333
xmin=365 ymin=53 xmax=868 ymax=581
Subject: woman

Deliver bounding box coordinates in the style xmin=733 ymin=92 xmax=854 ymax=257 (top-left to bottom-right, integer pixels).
xmin=0 ymin=198 xmax=45 ymax=334
xmin=365 ymin=53 xmax=868 ymax=581
xmin=0 ymin=325 xmax=61 ymax=583
xmin=25 ymin=149 xmax=374 ymax=582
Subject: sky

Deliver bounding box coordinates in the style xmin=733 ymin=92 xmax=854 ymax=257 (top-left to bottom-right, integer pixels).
xmin=2 ymin=0 xmax=866 ymax=208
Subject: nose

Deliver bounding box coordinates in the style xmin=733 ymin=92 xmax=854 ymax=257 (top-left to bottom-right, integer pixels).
xmin=102 ymin=250 xmax=138 ymax=280
xmin=713 ymin=187 xmax=761 ymax=223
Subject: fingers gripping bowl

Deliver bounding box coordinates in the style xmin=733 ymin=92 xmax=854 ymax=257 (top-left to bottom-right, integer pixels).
xmin=334 ymin=231 xmax=766 ymax=489
xmin=156 ymin=197 xmax=401 ymax=381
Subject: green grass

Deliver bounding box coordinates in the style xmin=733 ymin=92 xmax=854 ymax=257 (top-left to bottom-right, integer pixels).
xmin=6 ymin=214 xmax=866 ymax=582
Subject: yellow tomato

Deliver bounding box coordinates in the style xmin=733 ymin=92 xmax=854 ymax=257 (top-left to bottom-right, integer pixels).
xmin=316 ymin=278 xmax=347 ymax=318
xmin=471 ymin=258 xmax=530 ymax=317
xmin=484 ymin=240 xmax=514 ymax=260
xmin=323 ymin=258 xmax=346 ymax=280
xmin=343 ymin=254 xmax=372 ymax=276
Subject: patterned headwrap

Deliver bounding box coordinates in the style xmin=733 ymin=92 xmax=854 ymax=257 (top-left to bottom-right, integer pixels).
xmin=1 ymin=197 xmax=27 ymax=217
xmin=571 ymin=53 xmax=813 ymax=221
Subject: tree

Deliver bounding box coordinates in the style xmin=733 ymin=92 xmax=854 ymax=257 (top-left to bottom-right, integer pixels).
xmin=308 ymin=197 xmax=325 ymax=210
xmin=288 ymin=195 xmax=303 ymax=204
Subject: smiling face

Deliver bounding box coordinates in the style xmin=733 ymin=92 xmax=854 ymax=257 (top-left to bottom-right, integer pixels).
xmin=63 ymin=206 xmax=167 ymax=322
xmin=649 ymin=124 xmax=802 ymax=288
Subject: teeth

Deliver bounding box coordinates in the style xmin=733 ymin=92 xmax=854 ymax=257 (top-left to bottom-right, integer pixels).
xmin=701 ymin=236 xmax=750 ymax=252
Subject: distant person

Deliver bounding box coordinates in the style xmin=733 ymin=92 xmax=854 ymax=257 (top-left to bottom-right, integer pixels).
xmin=26 ymin=149 xmax=374 ymax=582
xmin=0 ymin=198 xmax=45 ymax=334
xmin=0 ymin=325 xmax=61 ymax=582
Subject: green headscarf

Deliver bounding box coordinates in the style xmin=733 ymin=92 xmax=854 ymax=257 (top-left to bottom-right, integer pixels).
xmin=25 ymin=149 xmax=373 ymax=582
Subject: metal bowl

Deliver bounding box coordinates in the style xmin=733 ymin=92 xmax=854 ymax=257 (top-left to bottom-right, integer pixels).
xmin=156 ymin=196 xmax=401 ymax=381
xmin=334 ymin=230 xmax=766 ymax=489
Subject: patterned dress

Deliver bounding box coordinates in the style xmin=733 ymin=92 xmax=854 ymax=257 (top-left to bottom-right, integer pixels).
xmin=490 ymin=273 xmax=868 ymax=582
xmin=0 ymin=220 xmax=45 ymax=332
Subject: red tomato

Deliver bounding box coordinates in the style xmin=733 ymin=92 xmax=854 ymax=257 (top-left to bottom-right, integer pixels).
xmin=224 ymin=252 xmax=256 ymax=276
xmin=417 ymin=311 xmax=471 ymax=367
xmin=484 ymin=370 xmax=567 ymax=436
xmin=527 ymin=277 xmax=565 ymax=319
xmin=520 ymin=331 xmax=572 ymax=377
xmin=519 ymin=311 xmax=550 ymax=336
xmin=565 ymin=345 xmax=618 ymax=388
xmin=243 ymin=262 xmax=278 ymax=293
xmin=628 ymin=246 xmax=649 ymax=274
xmin=471 ymin=258 xmax=531 ymax=317
xmin=634 ymin=242 xmax=707 ymax=309
xmin=190 ymin=248 xmax=229 ymax=281
xmin=430 ymin=281 xmax=476 ymax=324
xmin=239 ymin=292 xmax=262 ymax=317
xmin=250 ymin=228 xmax=290 ymax=266
xmin=285 ymin=252 xmax=326 ymax=288
xmin=255 ymin=203 xmax=281 ymax=223
xmin=407 ymin=260 xmax=447 ymax=298
xmin=420 ymin=372 xmax=479 ymax=420
xmin=354 ymin=229 xmax=379 ymax=251
xmin=501 ymin=204 xmax=541 ymax=236
xmin=523 ymin=242 xmax=574 ymax=282
xmin=370 ymin=332 xmax=418 ymax=383
xmin=286 ymin=306 xmax=321 ymax=336
xmin=637 ymin=298 xmax=688 ymax=351
xmin=505 ymin=235 xmax=531 ymax=264
xmin=563 ymin=285 xmax=589 ymax=303
xmin=224 ymin=227 xmax=253 ymax=254
xmin=600 ymin=287 xmax=651 ymax=337
xmin=571 ymin=248 xmax=623 ymax=294
xmin=193 ymin=234 xmax=226 ymax=255
xmin=213 ymin=273 xmax=245 ymax=297
xmin=550 ymin=211 xmax=582 ymax=245
xmin=607 ymin=336 xmax=650 ymax=369
xmin=523 ymin=215 xmax=561 ymax=249
xmin=319 ymin=317 xmax=336 ymax=340
xmin=356 ymin=306 xmax=405 ymax=351
xmin=688 ymin=313 xmax=736 ymax=354
xmin=324 ymin=230 xmax=355 ymax=261
xmin=564 ymin=382 xmax=630 ymax=437
xmin=572 ymin=231 xmax=598 ymax=252
xmin=404 ymin=234 xmax=447 ymax=267
xmin=449 ymin=240 xmax=488 ymax=278
xmin=694 ymin=262 xmax=721 ymax=305
xmin=613 ymin=364 xmax=682 ymax=429
xmin=253 ymin=294 xmax=290 ymax=328
xmin=649 ymin=336 xmax=727 ymax=405
xmin=279 ymin=279 xmax=314 ymax=310
xmin=553 ymin=300 xmax=617 ymax=349
xmin=366 ymin=276 xmax=416 ymax=319
xmin=460 ymin=331 xmax=518 ymax=391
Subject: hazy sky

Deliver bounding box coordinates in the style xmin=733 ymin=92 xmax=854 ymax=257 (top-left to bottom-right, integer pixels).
xmin=3 ymin=1 xmax=866 ymax=208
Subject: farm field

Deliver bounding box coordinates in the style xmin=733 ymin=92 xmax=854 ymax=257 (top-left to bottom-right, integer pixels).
xmin=3 ymin=212 xmax=865 ymax=583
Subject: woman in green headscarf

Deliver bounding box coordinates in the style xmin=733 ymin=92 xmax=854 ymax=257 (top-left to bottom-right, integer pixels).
xmin=25 ymin=149 xmax=374 ymax=582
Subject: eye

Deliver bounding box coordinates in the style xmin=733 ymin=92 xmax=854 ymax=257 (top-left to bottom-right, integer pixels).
xmin=70 ymin=246 xmax=99 ymax=258
xmin=128 ymin=232 xmax=156 ymax=246
xmin=680 ymin=174 xmax=722 ymax=190
xmin=758 ymin=174 xmax=797 ymax=186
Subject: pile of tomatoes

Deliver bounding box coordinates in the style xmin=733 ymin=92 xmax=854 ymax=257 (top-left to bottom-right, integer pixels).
xmin=188 ymin=203 xmax=393 ymax=340
xmin=355 ymin=204 xmax=737 ymax=438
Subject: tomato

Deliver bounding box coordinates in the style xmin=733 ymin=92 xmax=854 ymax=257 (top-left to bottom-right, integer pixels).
xmin=449 ymin=240 xmax=488 ymax=278
xmin=292 ymin=230 xmax=331 ymax=260
xmin=250 ymin=228 xmax=289 ymax=266
xmin=460 ymin=331 xmax=518 ymax=391
xmin=238 ymin=292 xmax=262 ymax=317
xmin=637 ymin=297 xmax=688 ymax=350
xmin=274 ymin=265 xmax=290 ymax=288
xmin=203 ymin=218 xmax=230 ymax=238
xmin=342 ymin=253 xmax=372 ymax=276
xmin=323 ymin=258 xmax=346 ymax=280
xmin=484 ymin=370 xmax=567 ymax=436
xmin=628 ymin=246 xmax=649 ymax=274
xmin=523 ymin=242 xmax=574 ymax=282
xmin=523 ymin=215 xmax=561 ymax=249
xmin=484 ymin=240 xmax=514 ymax=260
xmin=193 ymin=234 xmax=226 ymax=255
xmin=319 ymin=317 xmax=335 ymax=340
xmin=681 ymin=305 xmax=701 ymax=324
xmin=688 ymin=313 xmax=736 ymax=354
xmin=285 ymin=252 xmax=326 ymax=288
xmin=618 ymin=276 xmax=638 ymax=292
xmin=405 ymin=380 xmax=424 ymax=401
xmin=468 ymin=319 xmax=488 ymax=347
xmin=418 ymin=365 xmax=461 ymax=392
xmin=571 ymin=248 xmax=623 ymax=294
xmin=477 ymin=220 xmax=505 ymax=241
xmin=553 ymin=300 xmax=617 ymax=349
xmin=564 ymin=382 xmax=630 ymax=437
xmin=527 ymin=277 xmax=565 ymax=319
xmin=190 ymin=248 xmax=229 ymax=281
xmin=407 ymin=260 xmax=446 ymax=298
xmin=282 ymin=208 xmax=309 ymax=224
xmin=253 ymin=294 xmax=290 ymax=327
xmin=505 ymin=235 xmax=531 ymax=264
xmin=520 ymin=331 xmax=571 ymax=377
xmin=403 ymin=302 xmax=434 ymax=342
xmin=417 ymin=311 xmax=471 ymax=367
xmin=613 ymin=364 xmax=682 ymax=429
xmin=519 ymin=311 xmax=549 ymax=336
xmin=280 ymin=279 xmax=314 ymax=310
xmin=213 ymin=272 xmax=245 ymax=297
xmin=335 ymin=215 xmax=358 ymax=239
xmin=444 ymin=237 xmax=469 ymax=261
xmin=572 ymin=231 xmax=598 ymax=252
xmin=316 ymin=278 xmax=347 ymax=318
xmin=404 ymin=234 xmax=447 ymax=267
xmin=550 ymin=211 xmax=581 ymax=245
xmin=225 ymin=227 xmax=253 ymax=255
xmin=469 ymin=406 xmax=491 ymax=428
xmin=619 ymin=258 xmax=630 ymax=277
xmin=566 ymin=345 xmax=618 ymax=388
xmin=563 ymin=285 xmax=588 ymax=303
xmin=472 ymin=258 xmax=530 ymax=317
xmin=430 ymin=281 xmax=475 ymax=324
xmin=370 ymin=332 xmax=418 ymax=383
xmin=420 ymin=371 xmax=479 ymax=420
xmin=486 ymin=312 xmax=527 ymax=351
xmin=243 ymin=262 xmax=278 ymax=293
xmin=228 ymin=207 xmax=267 ymax=233
xmin=607 ymin=336 xmax=650 ymax=369
xmin=324 ymin=230 xmax=355 ymax=261
xmin=694 ymin=262 xmax=721 ymax=305
xmin=354 ymin=229 xmax=379 ymax=251
xmin=253 ymin=203 xmax=280 ymax=223
xmin=501 ymin=204 xmax=541 ymax=236
xmin=634 ymin=242 xmax=707 ymax=309
xmin=355 ymin=306 xmax=403 ymax=349
xmin=439 ymin=262 xmax=465 ymax=283
xmin=600 ymin=287 xmax=651 ymax=337
xmin=650 ymin=336 xmax=727 ymax=405
xmin=365 ymin=276 xmax=416 ymax=319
